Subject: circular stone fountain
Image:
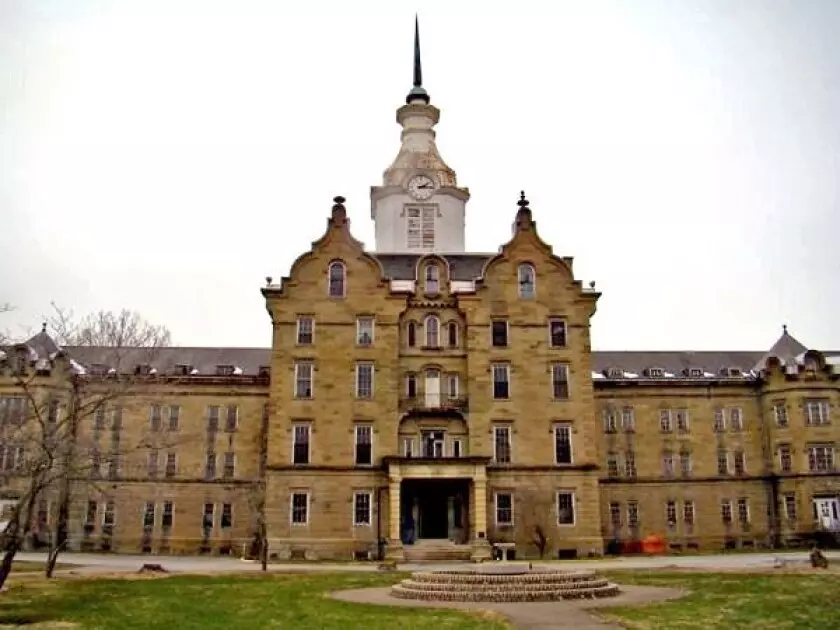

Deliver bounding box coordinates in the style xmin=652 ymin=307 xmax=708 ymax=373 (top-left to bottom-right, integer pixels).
xmin=390 ymin=565 xmax=621 ymax=602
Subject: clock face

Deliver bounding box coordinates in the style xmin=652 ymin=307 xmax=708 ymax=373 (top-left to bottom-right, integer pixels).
xmin=408 ymin=175 xmax=436 ymax=200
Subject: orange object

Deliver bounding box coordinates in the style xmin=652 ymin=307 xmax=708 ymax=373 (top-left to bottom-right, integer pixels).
xmin=641 ymin=534 xmax=666 ymax=555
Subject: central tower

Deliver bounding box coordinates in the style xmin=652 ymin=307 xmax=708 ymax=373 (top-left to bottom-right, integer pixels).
xmin=370 ymin=18 xmax=470 ymax=253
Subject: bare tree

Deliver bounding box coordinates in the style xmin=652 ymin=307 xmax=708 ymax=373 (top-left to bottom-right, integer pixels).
xmin=0 ymin=304 xmax=172 ymax=587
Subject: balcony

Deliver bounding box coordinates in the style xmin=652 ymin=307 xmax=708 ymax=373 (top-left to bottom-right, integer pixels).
xmin=400 ymin=395 xmax=469 ymax=416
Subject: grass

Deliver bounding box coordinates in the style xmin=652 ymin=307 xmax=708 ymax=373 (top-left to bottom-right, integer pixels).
xmin=11 ymin=561 xmax=73 ymax=574
xmin=0 ymin=572 xmax=510 ymax=629
xmin=599 ymin=570 xmax=840 ymax=629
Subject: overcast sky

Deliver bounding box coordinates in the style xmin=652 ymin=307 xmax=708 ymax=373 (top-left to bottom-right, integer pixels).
xmin=1 ymin=0 xmax=838 ymax=351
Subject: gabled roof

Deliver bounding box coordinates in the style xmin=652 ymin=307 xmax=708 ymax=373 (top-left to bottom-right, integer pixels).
xmin=752 ymin=326 xmax=810 ymax=371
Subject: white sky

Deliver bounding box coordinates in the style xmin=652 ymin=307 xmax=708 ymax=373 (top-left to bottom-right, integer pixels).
xmin=1 ymin=0 xmax=838 ymax=351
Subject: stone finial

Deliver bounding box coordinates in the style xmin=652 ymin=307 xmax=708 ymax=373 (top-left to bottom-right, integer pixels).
xmin=589 ymin=281 xmax=596 ymax=289
xmin=782 ymin=324 xmax=788 ymax=335
xmin=514 ymin=190 xmax=534 ymax=231
xmin=41 ymin=322 xmax=47 ymax=333
xmin=331 ymin=195 xmax=347 ymax=223
xmin=265 ymin=276 xmax=273 ymax=286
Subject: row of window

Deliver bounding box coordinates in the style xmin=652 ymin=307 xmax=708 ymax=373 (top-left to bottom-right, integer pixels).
xmin=494 ymin=491 xmax=576 ymax=527
xmin=605 ymin=499 xmax=751 ymax=531
xmin=290 ymin=491 xmax=373 ymax=526
xmin=492 ymin=425 xmax=573 ymax=465
xmin=88 ymin=450 xmax=242 ymax=480
xmin=325 ymin=261 xmax=539 ymax=299
xmin=291 ymin=361 xmax=571 ymax=401
xmin=84 ymin=501 xmax=235 ymax=533
xmin=0 ymin=443 xmax=24 ymax=472
xmin=774 ymin=401 xmax=830 ymax=427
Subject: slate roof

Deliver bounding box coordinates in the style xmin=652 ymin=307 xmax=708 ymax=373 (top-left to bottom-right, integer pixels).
xmin=374 ymin=253 xmax=493 ymax=281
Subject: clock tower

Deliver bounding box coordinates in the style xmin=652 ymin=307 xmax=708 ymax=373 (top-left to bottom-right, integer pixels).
xmin=371 ymin=18 xmax=470 ymax=253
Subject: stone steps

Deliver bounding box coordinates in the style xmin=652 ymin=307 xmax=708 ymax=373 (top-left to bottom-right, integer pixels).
xmin=403 ymin=541 xmax=472 ymax=562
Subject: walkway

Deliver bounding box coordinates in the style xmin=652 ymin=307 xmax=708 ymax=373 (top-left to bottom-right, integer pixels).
xmin=331 ymin=584 xmax=685 ymax=630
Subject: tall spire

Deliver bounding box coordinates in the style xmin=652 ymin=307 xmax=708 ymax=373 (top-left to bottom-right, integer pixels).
xmin=406 ymin=15 xmax=430 ymax=104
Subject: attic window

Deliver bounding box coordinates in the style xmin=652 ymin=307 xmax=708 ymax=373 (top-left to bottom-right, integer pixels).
xmin=216 ymin=365 xmax=236 ymax=376
xmin=89 ymin=364 xmax=110 ymax=376
xmin=720 ymin=367 xmax=741 ymax=377
xmin=174 ymin=364 xmax=194 ymax=376
xmin=134 ymin=364 xmax=152 ymax=375
xmin=686 ymin=368 xmax=704 ymax=378
xmin=258 ymin=366 xmax=271 ymax=378
xmin=605 ymin=367 xmax=624 ymax=379
xmin=646 ymin=367 xmax=664 ymax=378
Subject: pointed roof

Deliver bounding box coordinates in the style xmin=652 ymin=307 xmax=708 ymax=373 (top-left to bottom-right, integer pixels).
xmin=406 ymin=15 xmax=430 ymax=104
xmin=753 ymin=324 xmax=809 ymax=370
xmin=20 ymin=323 xmax=61 ymax=360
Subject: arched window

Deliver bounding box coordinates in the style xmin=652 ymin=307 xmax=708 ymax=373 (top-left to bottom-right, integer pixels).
xmin=425 ymin=315 xmax=439 ymax=348
xmin=328 ymin=261 xmax=346 ymax=298
xmin=407 ymin=321 xmax=417 ymax=347
xmin=424 ymin=264 xmax=440 ymax=294
xmin=518 ymin=263 xmax=535 ymax=299
xmin=447 ymin=322 xmax=458 ymax=347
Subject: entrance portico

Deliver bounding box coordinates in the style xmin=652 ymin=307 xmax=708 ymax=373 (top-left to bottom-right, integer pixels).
xmin=384 ymin=457 xmax=492 ymax=561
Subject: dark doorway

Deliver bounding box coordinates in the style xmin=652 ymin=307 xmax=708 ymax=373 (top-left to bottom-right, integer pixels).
xmin=401 ymin=478 xmax=470 ymax=544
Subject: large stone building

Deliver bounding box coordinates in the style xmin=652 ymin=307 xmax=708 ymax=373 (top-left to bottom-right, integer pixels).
xmin=2 ymin=25 xmax=839 ymax=561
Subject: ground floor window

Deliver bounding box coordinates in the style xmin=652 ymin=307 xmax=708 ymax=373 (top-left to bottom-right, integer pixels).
xmin=291 ymin=492 xmax=309 ymax=525
xmin=353 ymin=492 xmax=372 ymax=526
xmin=556 ymin=491 xmax=575 ymax=525
xmin=495 ymin=492 xmax=513 ymax=526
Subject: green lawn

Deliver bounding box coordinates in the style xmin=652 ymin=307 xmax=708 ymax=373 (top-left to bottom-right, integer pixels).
xmin=0 ymin=572 xmax=509 ymax=630
xmin=599 ymin=570 xmax=840 ymax=629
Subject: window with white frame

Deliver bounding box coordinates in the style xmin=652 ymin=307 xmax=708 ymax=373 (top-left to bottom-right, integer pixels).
xmin=162 ymin=501 xmax=173 ymax=530
xmin=666 ymin=500 xmax=677 ymax=527
xmin=424 ymin=264 xmax=440 ymax=293
xmin=403 ymin=437 xmax=414 ymax=457
xmin=554 ymin=424 xmax=573 ymax=464
xmin=805 ymin=400 xmax=830 ymax=426
xmin=294 ymin=362 xmax=313 ymax=398
xmin=627 ymin=501 xmax=639 ymax=530
xmin=729 ymin=407 xmax=743 ymax=431
xmin=446 ymin=374 xmax=459 ymax=399
xmin=548 ymin=319 xmax=567 ymax=347
xmin=721 ymin=499 xmax=733 ymax=524
xmin=492 ymin=363 xmax=510 ymax=399
xmin=225 ymin=405 xmax=238 ymax=432
xmin=223 ymin=452 xmax=235 ymax=478
xmin=609 ymin=502 xmax=621 ymax=528
xmin=291 ymin=492 xmax=309 ymax=525
xmin=733 ymin=450 xmax=746 ymax=475
xmin=493 ymin=425 xmax=511 ymax=464
xmin=737 ymin=498 xmax=750 ymax=525
xmin=327 ymin=261 xmax=345 ymax=298
xmin=167 ymin=405 xmax=180 ymax=431
xmin=297 ymin=316 xmax=314 ymax=344
xmin=783 ymin=494 xmax=797 ymax=520
xmin=518 ymin=263 xmax=535 ymax=299
xmin=679 ymin=450 xmax=692 ymax=477
xmin=451 ymin=438 xmax=462 ymax=457
xmin=292 ymin=424 xmax=310 ymax=465
xmin=556 ymin=491 xmax=575 ymax=525
xmin=683 ymin=500 xmax=695 ymax=525
xmin=165 ymin=452 xmax=177 ymax=478
xmin=675 ymin=409 xmax=690 ymax=433
xmin=354 ymin=425 xmax=373 ymax=466
xmin=717 ymin=450 xmax=729 ymax=475
xmin=143 ymin=501 xmax=155 ymax=533
xmin=778 ymin=444 xmax=792 ymax=472
xmin=356 ymin=317 xmax=374 ymax=346
xmin=606 ymin=452 xmax=619 ymax=477
xmin=808 ymin=445 xmax=834 ymax=471
xmin=713 ymin=408 xmax=725 ymax=433
xmin=149 ymin=404 xmax=162 ymax=431
xmin=624 ymin=450 xmax=637 ymax=477
xmin=425 ymin=315 xmax=439 ymax=348
xmin=551 ymin=364 xmax=570 ymax=399
xmin=495 ymin=492 xmax=513 ymax=526
xmin=221 ymin=503 xmax=233 ymax=529
xmin=774 ymin=403 xmax=788 ymax=427
xmin=659 ymin=409 xmax=672 ymax=433
xmin=662 ymin=451 xmax=675 ymax=477
xmin=207 ymin=405 xmax=220 ymax=431
xmin=491 ymin=320 xmax=508 ymax=347
xmin=621 ymin=407 xmax=635 ymax=432
xmin=603 ymin=408 xmax=618 ymax=433
xmin=406 ymin=373 xmax=417 ymax=398
xmin=353 ymin=492 xmax=372 ymax=526
xmin=355 ymin=362 xmax=374 ymax=399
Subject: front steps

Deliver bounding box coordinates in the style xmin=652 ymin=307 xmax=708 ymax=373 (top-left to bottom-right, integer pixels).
xmin=403 ymin=539 xmax=473 ymax=562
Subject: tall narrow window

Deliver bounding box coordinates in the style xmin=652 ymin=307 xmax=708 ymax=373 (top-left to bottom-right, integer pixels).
xmin=554 ymin=424 xmax=573 ymax=464
xmin=167 ymin=405 xmax=180 ymax=431
xmin=557 ymin=491 xmax=575 ymax=525
xmin=354 ymin=492 xmax=372 ymax=526
xmin=495 ymin=492 xmax=513 ymax=526
xmin=406 ymin=207 xmax=421 ymax=248
xmin=548 ymin=319 xmax=567 ymax=347
xmin=355 ymin=362 xmax=374 ymax=399
xmin=491 ymin=363 xmax=510 ymax=399
xmin=778 ymin=445 xmax=792 ymax=472
xmin=207 ymin=406 xmax=220 ymax=431
xmin=446 ymin=374 xmax=459 ymax=399
xmin=143 ymin=502 xmax=156 ymax=533
xmin=425 ymin=265 xmax=440 ymax=293
xmin=425 ymin=315 xmax=439 ymax=348
xmin=165 ymin=453 xmax=177 ymax=478
xmin=774 ymin=404 xmax=789 ymax=427
xmin=221 ymin=503 xmax=233 ymax=529
xmin=293 ymin=424 xmax=311 ymax=465
xmin=491 ymin=320 xmax=508 ymax=347
xmin=291 ymin=492 xmax=309 ymax=525
xmin=225 ymin=405 xmax=238 ymax=432
xmin=328 ymin=261 xmax=345 ymax=298
xmin=447 ymin=322 xmax=458 ymax=347
xmin=149 ymin=404 xmax=162 ymax=431
xmin=294 ymin=362 xmax=314 ymax=399
xmin=494 ymin=425 xmax=512 ymax=463
xmin=357 ymin=317 xmax=374 ymax=346
xmin=223 ymin=452 xmax=236 ymax=478
xmin=421 ymin=207 xmax=435 ymax=248
xmin=551 ymin=364 xmax=570 ymax=399
xmin=297 ymin=316 xmax=314 ymax=344
xmin=518 ymin=263 xmax=536 ymax=299
xmin=407 ymin=321 xmax=417 ymax=347
xmin=161 ymin=501 xmax=174 ymax=530
xmin=355 ymin=425 xmax=373 ymax=465
xmin=406 ymin=373 xmax=417 ymax=398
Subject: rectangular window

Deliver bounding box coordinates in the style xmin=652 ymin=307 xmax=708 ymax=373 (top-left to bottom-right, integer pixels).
xmin=627 ymin=501 xmax=639 ymax=530
xmin=205 ymin=452 xmax=216 ymax=480
xmin=207 ymin=406 xmax=220 ymax=431
xmin=721 ymin=500 xmax=733 ymax=524
xmin=680 ymin=451 xmax=692 ymax=477
xmin=662 ymin=451 xmax=675 ymax=477
xmin=421 ymin=207 xmax=435 ymax=248
xmin=353 ymin=492 xmax=372 ymax=526
xmin=733 ymin=450 xmax=746 ymax=475
xmin=202 ymin=503 xmax=214 ymax=532
xmin=606 ymin=452 xmax=619 ymax=477
xmin=603 ymin=409 xmax=618 ymax=433
xmin=729 ymin=408 xmax=744 ymax=431
xmin=161 ymin=501 xmax=174 ymax=530
xmin=293 ymin=424 xmax=311 ymax=465
xmin=666 ymin=500 xmax=677 ymax=527
xmin=624 ymin=451 xmax=637 ymax=477
xmin=149 ymin=404 xmax=162 ymax=431
xmin=406 ymin=207 xmax=421 ymax=248
xmin=102 ymin=501 xmax=116 ymax=534
xmin=111 ymin=406 xmax=123 ymax=431
xmin=446 ymin=374 xmax=459 ymax=399
xmin=168 ymin=405 xmax=180 ymax=431
xmin=495 ymin=492 xmax=513 ymax=526
xmin=659 ymin=409 xmax=672 ymax=433
xmin=557 ymin=491 xmax=575 ymax=525
xmin=778 ymin=445 xmax=792 ymax=472
xmin=774 ymin=403 xmax=788 ymax=428
xmin=94 ymin=407 xmax=107 ymax=431
xmin=683 ymin=500 xmax=695 ymax=525
xmin=609 ymin=502 xmax=621 ymax=527
xmin=223 ymin=452 xmax=236 ymax=478
xmin=147 ymin=451 xmax=159 ymax=478
xmin=221 ymin=503 xmax=233 ymax=529
xmin=165 ymin=452 xmax=177 ymax=478
xmin=784 ymin=494 xmax=797 ymax=520
xmin=406 ymin=373 xmax=417 ymax=398
xmin=296 ymin=316 xmax=314 ymax=344
xmin=737 ymin=498 xmax=750 ymax=525
xmin=225 ymin=405 xmax=238 ymax=432
xmin=622 ymin=407 xmax=635 ymax=432
xmin=291 ymin=492 xmax=309 ymax=525
xmin=491 ymin=320 xmax=508 ymax=347
xmin=294 ymin=362 xmax=314 ymax=399
xmin=403 ymin=437 xmax=414 ymax=457
xmin=47 ymin=400 xmax=60 ymax=426
xmin=554 ymin=424 xmax=573 ymax=465
xmin=713 ymin=408 xmax=725 ymax=433
xmin=355 ymin=425 xmax=373 ymax=466
xmin=805 ymin=400 xmax=830 ymax=426
xmin=808 ymin=445 xmax=834 ymax=471
xmin=551 ymin=364 xmax=570 ymax=399
xmin=717 ymin=450 xmax=729 ymax=475
xmin=493 ymin=425 xmax=511 ymax=464
xmin=357 ymin=317 xmax=375 ymax=346
xmin=491 ymin=364 xmax=510 ymax=399
xmin=675 ymin=409 xmax=690 ymax=433
xmin=356 ymin=363 xmax=374 ymax=399
xmin=421 ymin=430 xmax=446 ymax=458
xmin=548 ymin=319 xmax=567 ymax=347
xmin=143 ymin=501 xmax=155 ymax=532
xmin=451 ymin=439 xmax=462 ymax=458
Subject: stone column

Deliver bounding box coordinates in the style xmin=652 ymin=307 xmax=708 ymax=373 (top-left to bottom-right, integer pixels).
xmin=470 ymin=471 xmax=492 ymax=561
xmin=386 ymin=476 xmax=404 ymax=561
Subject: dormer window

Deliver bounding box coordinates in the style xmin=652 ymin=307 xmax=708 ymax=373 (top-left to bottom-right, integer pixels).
xmin=216 ymin=365 xmax=235 ymax=376
xmin=686 ymin=368 xmax=703 ymax=378
xmin=425 ymin=315 xmax=440 ymax=348
xmin=174 ymin=364 xmax=194 ymax=376
xmin=518 ymin=263 xmax=536 ymax=299
xmin=89 ymin=363 xmax=110 ymax=376
xmin=258 ymin=366 xmax=271 ymax=378
xmin=424 ymin=265 xmax=440 ymax=294
xmin=327 ymin=261 xmax=346 ymax=298
xmin=646 ymin=367 xmax=664 ymax=378
xmin=720 ymin=367 xmax=741 ymax=377
xmin=605 ymin=367 xmax=624 ymax=379
xmin=135 ymin=364 xmax=153 ymax=376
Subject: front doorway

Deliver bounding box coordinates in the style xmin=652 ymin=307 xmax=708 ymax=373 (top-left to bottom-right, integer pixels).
xmin=400 ymin=478 xmax=469 ymax=544
xmin=814 ymin=498 xmax=840 ymax=531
